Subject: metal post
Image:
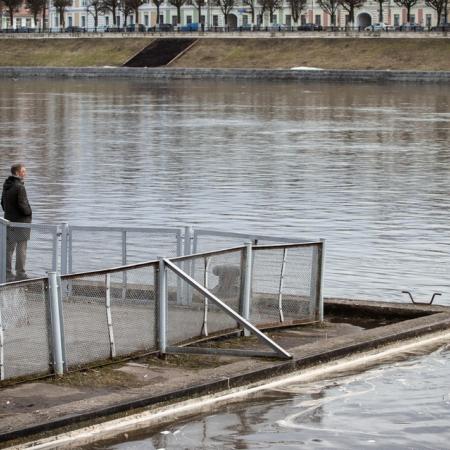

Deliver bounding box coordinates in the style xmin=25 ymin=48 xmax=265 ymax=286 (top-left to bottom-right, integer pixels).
xmin=176 ymin=231 xmax=183 ymax=304
xmin=0 ymin=218 xmax=9 ymax=284
xmin=60 ymin=223 xmax=69 ymax=275
xmin=52 ymin=226 xmax=59 ymax=272
xmin=68 ymin=227 xmax=73 ymax=274
xmin=277 ymin=248 xmax=287 ymax=323
xmin=48 ymin=272 xmax=64 ymax=376
xmin=201 ymin=256 xmax=210 ymax=336
xmin=0 ymin=303 xmax=4 ymax=380
xmin=105 ymin=273 xmax=116 ymax=358
xmin=122 ymin=230 xmax=127 ymax=299
xmin=316 ymin=239 xmax=325 ymax=322
xmin=158 ymin=258 xmax=167 ymax=355
xmin=241 ymin=242 xmax=252 ymax=336
xmin=182 ymin=226 xmax=193 ymax=305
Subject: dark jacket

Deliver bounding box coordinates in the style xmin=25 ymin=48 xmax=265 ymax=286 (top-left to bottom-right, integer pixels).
xmin=1 ymin=176 xmax=32 ymax=241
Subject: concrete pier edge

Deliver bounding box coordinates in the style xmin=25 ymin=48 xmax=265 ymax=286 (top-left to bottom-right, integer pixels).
xmin=1 ymin=299 xmax=450 ymax=445
xmin=0 ymin=67 xmax=449 ymax=83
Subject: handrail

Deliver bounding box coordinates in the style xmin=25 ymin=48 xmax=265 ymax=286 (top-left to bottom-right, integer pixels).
xmin=163 ymin=258 xmax=292 ymax=359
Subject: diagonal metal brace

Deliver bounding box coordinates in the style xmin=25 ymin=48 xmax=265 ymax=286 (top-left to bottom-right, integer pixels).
xmin=163 ymin=258 xmax=292 ymax=359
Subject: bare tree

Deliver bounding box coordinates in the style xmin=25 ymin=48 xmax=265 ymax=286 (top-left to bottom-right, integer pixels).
xmin=259 ymin=0 xmax=281 ymax=23
xmin=2 ymin=0 xmax=22 ymax=28
xmin=192 ymin=0 xmax=206 ymax=24
xmin=102 ymin=0 xmax=120 ymax=25
xmin=393 ymin=0 xmax=418 ymax=22
xmin=152 ymin=0 xmax=164 ymax=25
xmin=374 ymin=0 xmax=386 ymax=22
xmin=125 ymin=0 xmax=144 ymax=26
xmin=119 ymin=0 xmax=133 ymax=25
xmin=216 ymin=0 xmax=235 ymax=26
xmin=338 ymin=0 xmax=364 ymax=25
xmin=26 ymin=0 xmax=46 ymax=28
xmin=288 ymin=0 xmax=307 ymax=24
xmin=425 ymin=0 xmax=445 ymax=25
xmin=317 ymin=0 xmax=339 ymax=25
xmin=53 ymin=0 xmax=71 ymax=28
xmin=87 ymin=0 xmax=104 ymax=28
xmin=169 ymin=0 xmax=186 ymax=24
xmin=242 ymin=0 xmax=257 ymax=23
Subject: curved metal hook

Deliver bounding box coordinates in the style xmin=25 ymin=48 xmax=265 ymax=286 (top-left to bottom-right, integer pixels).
xmin=402 ymin=290 xmax=442 ymax=305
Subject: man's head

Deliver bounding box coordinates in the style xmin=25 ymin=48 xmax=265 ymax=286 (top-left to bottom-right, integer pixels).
xmin=11 ymin=164 xmax=26 ymax=179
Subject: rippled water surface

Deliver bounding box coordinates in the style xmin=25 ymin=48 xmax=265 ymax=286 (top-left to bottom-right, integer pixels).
xmin=0 ymin=78 xmax=449 ymax=302
xmin=2 ymin=78 xmax=450 ymax=449
xmin=88 ymin=344 xmax=450 ymax=450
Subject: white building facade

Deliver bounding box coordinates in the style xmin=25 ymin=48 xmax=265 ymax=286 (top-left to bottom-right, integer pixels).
xmin=46 ymin=0 xmax=446 ymax=31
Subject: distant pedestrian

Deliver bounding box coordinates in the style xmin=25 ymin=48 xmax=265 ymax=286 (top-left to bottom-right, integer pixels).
xmin=1 ymin=164 xmax=32 ymax=281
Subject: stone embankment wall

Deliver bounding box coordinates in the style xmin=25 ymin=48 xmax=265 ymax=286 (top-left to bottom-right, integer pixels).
xmin=0 ymin=67 xmax=449 ymax=83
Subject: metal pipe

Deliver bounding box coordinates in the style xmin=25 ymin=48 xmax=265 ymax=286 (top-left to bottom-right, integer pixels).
xmin=0 ymin=304 xmax=4 ymax=380
xmin=317 ymin=240 xmax=325 ymax=322
xmin=105 ymin=273 xmax=116 ymax=358
xmin=201 ymin=256 xmax=210 ymax=336
xmin=0 ymin=219 xmax=7 ymax=284
xmin=241 ymin=242 xmax=253 ymax=336
xmin=158 ymin=258 xmax=167 ymax=354
xmin=277 ymin=248 xmax=287 ymax=323
xmin=163 ymin=258 xmax=291 ymax=359
xmin=48 ymin=272 xmax=64 ymax=375
xmin=121 ymin=230 xmax=127 ymax=300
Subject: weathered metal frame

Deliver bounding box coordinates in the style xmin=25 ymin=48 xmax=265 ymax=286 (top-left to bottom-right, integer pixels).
xmin=162 ymin=258 xmax=292 ymax=360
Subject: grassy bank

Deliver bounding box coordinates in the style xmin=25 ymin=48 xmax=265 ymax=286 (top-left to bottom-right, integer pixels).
xmin=0 ymin=38 xmax=151 ymax=66
xmin=0 ymin=37 xmax=449 ymax=70
xmin=172 ymin=38 xmax=450 ymax=71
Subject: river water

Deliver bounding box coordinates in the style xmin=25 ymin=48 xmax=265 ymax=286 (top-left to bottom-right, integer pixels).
xmin=1 ymin=78 xmax=449 ymax=447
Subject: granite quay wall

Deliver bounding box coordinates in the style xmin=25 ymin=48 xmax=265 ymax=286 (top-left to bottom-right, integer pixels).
xmin=0 ymin=67 xmax=449 ymax=83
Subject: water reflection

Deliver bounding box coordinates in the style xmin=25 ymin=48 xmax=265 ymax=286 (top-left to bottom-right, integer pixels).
xmin=89 ymin=346 xmax=450 ymax=449
xmin=0 ymin=79 xmax=449 ymax=301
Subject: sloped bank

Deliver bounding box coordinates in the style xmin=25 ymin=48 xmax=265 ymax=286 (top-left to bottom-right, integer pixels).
xmin=0 ymin=66 xmax=449 ymax=83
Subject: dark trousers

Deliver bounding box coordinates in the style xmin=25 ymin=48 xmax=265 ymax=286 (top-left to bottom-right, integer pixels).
xmin=6 ymin=239 xmax=28 ymax=280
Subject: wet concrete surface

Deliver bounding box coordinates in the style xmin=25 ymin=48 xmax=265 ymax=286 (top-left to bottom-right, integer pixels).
xmin=1 ymin=299 xmax=449 ymax=447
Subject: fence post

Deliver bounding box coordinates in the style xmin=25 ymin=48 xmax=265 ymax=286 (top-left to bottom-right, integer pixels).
xmin=60 ymin=223 xmax=69 ymax=275
xmin=241 ymin=242 xmax=253 ymax=337
xmin=316 ymin=239 xmax=325 ymax=322
xmin=0 ymin=219 xmax=9 ymax=284
xmin=121 ymin=230 xmax=127 ymax=299
xmin=48 ymin=272 xmax=65 ymax=376
xmin=0 ymin=303 xmax=4 ymax=380
xmin=182 ymin=226 xmax=193 ymax=305
xmin=105 ymin=273 xmax=116 ymax=358
xmin=157 ymin=258 xmax=167 ymax=355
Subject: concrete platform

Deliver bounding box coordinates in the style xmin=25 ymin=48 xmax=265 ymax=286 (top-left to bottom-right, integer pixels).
xmin=0 ymin=298 xmax=449 ymax=448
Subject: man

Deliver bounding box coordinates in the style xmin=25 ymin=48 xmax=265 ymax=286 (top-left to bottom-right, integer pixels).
xmin=1 ymin=164 xmax=32 ymax=281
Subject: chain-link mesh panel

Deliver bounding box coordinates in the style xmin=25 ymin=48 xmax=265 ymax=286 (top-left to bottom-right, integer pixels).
xmin=68 ymin=229 xmax=123 ymax=273
xmin=251 ymin=245 xmax=316 ymax=325
xmin=108 ymin=265 xmax=157 ymax=356
xmin=61 ymin=273 xmax=111 ymax=367
xmin=0 ymin=279 xmax=50 ymax=380
xmin=5 ymin=223 xmax=58 ymax=281
xmin=166 ymin=249 xmax=244 ymax=345
xmin=125 ymin=231 xmax=181 ymax=264
xmin=68 ymin=228 xmax=181 ymax=273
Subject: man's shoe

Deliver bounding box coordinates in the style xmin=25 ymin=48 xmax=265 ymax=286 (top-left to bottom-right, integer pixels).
xmin=15 ymin=274 xmax=30 ymax=281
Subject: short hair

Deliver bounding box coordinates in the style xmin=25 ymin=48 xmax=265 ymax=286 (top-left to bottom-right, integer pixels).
xmin=11 ymin=164 xmax=24 ymax=176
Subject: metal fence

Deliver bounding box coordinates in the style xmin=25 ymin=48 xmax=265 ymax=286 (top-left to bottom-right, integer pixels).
xmin=0 ymin=240 xmax=324 ymax=381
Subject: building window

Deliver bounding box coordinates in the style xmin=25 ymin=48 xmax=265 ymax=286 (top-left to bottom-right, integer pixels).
xmin=315 ymin=14 xmax=321 ymax=25
xmin=117 ymin=16 xmax=120 ymax=26
xmin=410 ymin=14 xmax=415 ymax=23
xmin=301 ymin=14 xmax=306 ymax=25
xmin=200 ymin=14 xmax=205 ymax=24
xmin=16 ymin=18 xmax=22 ymax=27
xmin=130 ymin=15 xmax=134 ymax=25
xmin=144 ymin=15 xmax=149 ymax=26
xmin=81 ymin=16 xmax=86 ymax=27
xmin=187 ymin=15 xmax=192 ymax=24
xmin=172 ymin=15 xmax=177 ymax=25
xmin=345 ymin=14 xmax=350 ymax=24
xmin=213 ymin=15 xmax=219 ymax=26
xmin=81 ymin=0 xmax=86 ymax=5
xmin=426 ymin=14 xmax=432 ymax=27
xmin=394 ymin=14 xmax=399 ymax=26
xmin=68 ymin=16 xmax=73 ymax=26
xmin=55 ymin=17 xmax=59 ymax=27
xmin=285 ymin=15 xmax=291 ymax=26
xmin=105 ymin=16 xmax=109 ymax=25
xmin=257 ymin=14 xmax=262 ymax=25
xmin=159 ymin=14 xmax=163 ymax=24
xmin=273 ymin=14 xmax=277 ymax=24
xmin=242 ymin=15 xmax=248 ymax=25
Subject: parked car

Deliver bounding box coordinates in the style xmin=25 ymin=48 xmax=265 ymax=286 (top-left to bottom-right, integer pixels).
xmin=297 ymin=23 xmax=323 ymax=31
xmin=157 ymin=23 xmax=174 ymax=31
xmin=181 ymin=22 xmax=199 ymax=32
xmin=105 ymin=26 xmax=124 ymax=32
xmin=365 ymin=22 xmax=386 ymax=31
xmin=396 ymin=23 xmax=424 ymax=31
xmin=65 ymin=26 xmax=84 ymax=32
xmin=431 ymin=24 xmax=450 ymax=31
